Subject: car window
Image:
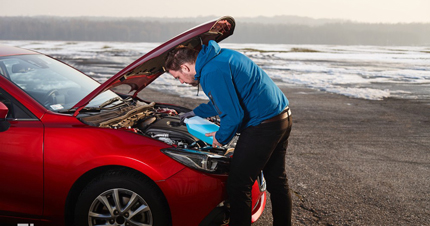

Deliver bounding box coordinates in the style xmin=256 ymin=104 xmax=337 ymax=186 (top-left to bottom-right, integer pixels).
xmin=0 ymin=88 xmax=36 ymax=120
xmin=0 ymin=54 xmax=119 ymax=112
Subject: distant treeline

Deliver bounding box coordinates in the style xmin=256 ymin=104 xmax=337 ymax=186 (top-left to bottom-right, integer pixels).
xmin=1 ymin=17 xmax=429 ymax=46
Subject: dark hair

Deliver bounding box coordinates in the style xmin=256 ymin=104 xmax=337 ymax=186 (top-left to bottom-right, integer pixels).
xmin=164 ymin=45 xmax=199 ymax=71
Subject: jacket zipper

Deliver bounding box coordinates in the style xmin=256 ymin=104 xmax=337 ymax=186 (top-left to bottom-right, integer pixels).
xmin=208 ymin=92 xmax=222 ymax=115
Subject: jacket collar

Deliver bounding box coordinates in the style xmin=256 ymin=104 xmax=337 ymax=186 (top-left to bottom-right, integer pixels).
xmin=195 ymin=40 xmax=221 ymax=80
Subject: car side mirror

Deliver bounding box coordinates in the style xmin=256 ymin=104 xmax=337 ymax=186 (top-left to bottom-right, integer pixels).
xmin=0 ymin=102 xmax=8 ymax=118
xmin=0 ymin=102 xmax=10 ymax=132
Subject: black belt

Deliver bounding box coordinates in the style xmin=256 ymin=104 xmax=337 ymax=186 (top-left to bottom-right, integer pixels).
xmin=261 ymin=107 xmax=291 ymax=124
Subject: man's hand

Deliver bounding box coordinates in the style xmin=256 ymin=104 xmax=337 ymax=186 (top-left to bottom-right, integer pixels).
xmin=180 ymin=111 xmax=195 ymax=124
xmin=206 ymin=132 xmax=222 ymax=148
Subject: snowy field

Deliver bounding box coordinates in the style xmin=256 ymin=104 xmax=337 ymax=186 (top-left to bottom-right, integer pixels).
xmin=3 ymin=40 xmax=430 ymax=101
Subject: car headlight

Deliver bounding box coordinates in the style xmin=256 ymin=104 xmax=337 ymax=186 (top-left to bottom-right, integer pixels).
xmin=161 ymin=147 xmax=230 ymax=174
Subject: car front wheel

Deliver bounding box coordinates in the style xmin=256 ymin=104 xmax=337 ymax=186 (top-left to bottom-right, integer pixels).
xmin=74 ymin=170 xmax=171 ymax=226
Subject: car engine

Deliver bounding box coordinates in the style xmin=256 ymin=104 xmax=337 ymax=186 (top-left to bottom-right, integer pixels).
xmin=78 ymin=100 xmax=214 ymax=149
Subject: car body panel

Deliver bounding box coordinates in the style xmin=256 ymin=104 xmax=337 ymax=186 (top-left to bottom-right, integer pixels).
xmin=156 ymin=167 xmax=227 ymax=226
xmin=252 ymin=190 xmax=267 ymax=222
xmin=0 ymin=44 xmax=36 ymax=57
xmin=0 ymin=120 xmax=43 ymax=216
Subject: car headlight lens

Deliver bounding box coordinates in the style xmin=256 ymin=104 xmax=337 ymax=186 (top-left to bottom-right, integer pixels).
xmin=161 ymin=148 xmax=230 ymax=174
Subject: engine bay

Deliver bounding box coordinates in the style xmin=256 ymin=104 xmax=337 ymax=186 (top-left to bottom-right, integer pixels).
xmin=78 ymin=98 xmax=235 ymax=153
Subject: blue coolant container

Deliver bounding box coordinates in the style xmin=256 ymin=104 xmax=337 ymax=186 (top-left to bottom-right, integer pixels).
xmin=184 ymin=116 xmax=219 ymax=145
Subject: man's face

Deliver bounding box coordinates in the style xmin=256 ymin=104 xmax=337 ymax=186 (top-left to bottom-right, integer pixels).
xmin=168 ymin=62 xmax=199 ymax=86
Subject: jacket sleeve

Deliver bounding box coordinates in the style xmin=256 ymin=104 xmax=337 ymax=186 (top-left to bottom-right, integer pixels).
xmin=201 ymin=68 xmax=244 ymax=145
xmin=194 ymin=101 xmax=218 ymax=118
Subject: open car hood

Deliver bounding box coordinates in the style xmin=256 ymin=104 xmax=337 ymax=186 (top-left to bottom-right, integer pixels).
xmin=72 ymin=16 xmax=235 ymax=114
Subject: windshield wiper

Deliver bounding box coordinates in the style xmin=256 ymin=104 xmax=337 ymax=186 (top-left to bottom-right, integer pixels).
xmin=59 ymin=97 xmax=128 ymax=114
xmin=58 ymin=106 xmax=101 ymax=114
xmin=99 ymin=97 xmax=123 ymax=109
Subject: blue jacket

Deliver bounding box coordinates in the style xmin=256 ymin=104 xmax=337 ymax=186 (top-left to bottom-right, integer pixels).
xmin=193 ymin=40 xmax=289 ymax=144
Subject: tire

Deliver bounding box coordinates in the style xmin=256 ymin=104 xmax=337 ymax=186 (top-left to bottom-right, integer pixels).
xmin=74 ymin=169 xmax=171 ymax=226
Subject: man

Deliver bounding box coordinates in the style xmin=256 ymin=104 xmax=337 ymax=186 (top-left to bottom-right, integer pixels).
xmin=165 ymin=40 xmax=292 ymax=226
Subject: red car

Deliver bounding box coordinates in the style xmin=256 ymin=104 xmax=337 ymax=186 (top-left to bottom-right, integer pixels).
xmin=0 ymin=16 xmax=266 ymax=226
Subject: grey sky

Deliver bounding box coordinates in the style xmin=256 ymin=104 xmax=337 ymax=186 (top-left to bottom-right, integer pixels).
xmin=2 ymin=0 xmax=429 ymax=23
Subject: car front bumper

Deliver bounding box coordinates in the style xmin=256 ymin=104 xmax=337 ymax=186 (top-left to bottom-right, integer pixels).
xmin=156 ymin=167 xmax=266 ymax=226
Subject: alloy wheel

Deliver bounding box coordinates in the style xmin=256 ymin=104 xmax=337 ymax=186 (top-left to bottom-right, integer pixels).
xmin=88 ymin=188 xmax=153 ymax=226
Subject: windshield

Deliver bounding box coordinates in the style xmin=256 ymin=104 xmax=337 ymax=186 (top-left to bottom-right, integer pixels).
xmin=0 ymin=54 xmax=119 ymax=112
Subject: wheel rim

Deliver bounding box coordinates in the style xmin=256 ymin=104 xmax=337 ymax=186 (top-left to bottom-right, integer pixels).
xmin=88 ymin=188 xmax=153 ymax=226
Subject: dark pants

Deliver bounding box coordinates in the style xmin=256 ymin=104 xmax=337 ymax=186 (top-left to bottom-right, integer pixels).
xmin=227 ymin=113 xmax=292 ymax=226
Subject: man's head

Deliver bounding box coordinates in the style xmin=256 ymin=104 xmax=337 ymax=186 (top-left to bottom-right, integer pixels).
xmin=165 ymin=45 xmax=200 ymax=86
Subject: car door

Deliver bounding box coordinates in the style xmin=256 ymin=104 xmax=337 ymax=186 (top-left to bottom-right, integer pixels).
xmin=0 ymin=88 xmax=44 ymax=217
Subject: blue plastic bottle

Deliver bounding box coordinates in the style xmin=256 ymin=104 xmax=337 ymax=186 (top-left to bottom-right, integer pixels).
xmin=184 ymin=116 xmax=219 ymax=145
